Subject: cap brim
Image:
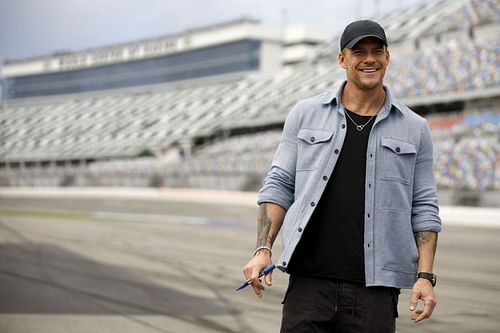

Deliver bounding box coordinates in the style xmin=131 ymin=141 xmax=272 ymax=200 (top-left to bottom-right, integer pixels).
xmin=344 ymin=34 xmax=387 ymax=49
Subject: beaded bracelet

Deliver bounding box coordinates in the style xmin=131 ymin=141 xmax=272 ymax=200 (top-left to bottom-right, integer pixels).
xmin=253 ymin=246 xmax=272 ymax=257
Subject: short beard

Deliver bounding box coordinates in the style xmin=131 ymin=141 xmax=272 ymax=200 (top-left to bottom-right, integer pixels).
xmin=353 ymin=78 xmax=381 ymax=91
xmin=359 ymin=81 xmax=380 ymax=90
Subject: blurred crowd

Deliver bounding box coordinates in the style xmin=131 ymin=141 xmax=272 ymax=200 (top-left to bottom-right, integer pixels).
xmin=387 ymin=38 xmax=499 ymax=97
xmin=431 ymin=111 xmax=499 ymax=190
xmin=2 ymin=110 xmax=498 ymax=192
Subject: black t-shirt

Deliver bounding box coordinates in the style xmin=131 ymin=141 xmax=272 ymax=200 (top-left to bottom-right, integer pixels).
xmin=287 ymin=109 xmax=375 ymax=284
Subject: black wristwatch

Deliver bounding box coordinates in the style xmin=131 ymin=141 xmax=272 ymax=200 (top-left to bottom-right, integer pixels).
xmin=417 ymin=272 xmax=437 ymax=286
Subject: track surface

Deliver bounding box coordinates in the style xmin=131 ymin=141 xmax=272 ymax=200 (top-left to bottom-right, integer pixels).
xmin=0 ymin=193 xmax=499 ymax=333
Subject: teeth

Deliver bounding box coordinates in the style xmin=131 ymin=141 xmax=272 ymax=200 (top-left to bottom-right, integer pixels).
xmin=361 ymin=69 xmax=376 ymax=73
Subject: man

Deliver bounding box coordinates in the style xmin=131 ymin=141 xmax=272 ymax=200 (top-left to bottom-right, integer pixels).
xmin=242 ymin=20 xmax=441 ymax=332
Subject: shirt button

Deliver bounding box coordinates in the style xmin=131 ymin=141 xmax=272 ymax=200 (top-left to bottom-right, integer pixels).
xmin=367 ymin=213 xmax=370 ymax=218
xmin=282 ymin=261 xmax=287 ymax=266
xmin=310 ymin=137 xmax=315 ymax=142
xmin=334 ymin=149 xmax=339 ymax=154
xmin=370 ymin=153 xmax=373 ymax=158
xmin=396 ymin=147 xmax=401 ymax=153
xmin=310 ymin=202 xmax=315 ymax=207
xmin=368 ymin=183 xmax=371 ymax=188
xmin=341 ymin=124 xmax=346 ymax=129
xmin=367 ymin=243 xmax=371 ymax=248
xmin=323 ymin=175 xmax=328 ymax=181
xmin=298 ymin=227 xmax=303 ymax=232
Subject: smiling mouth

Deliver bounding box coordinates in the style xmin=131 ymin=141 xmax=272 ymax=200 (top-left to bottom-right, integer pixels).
xmin=360 ymin=68 xmax=378 ymax=73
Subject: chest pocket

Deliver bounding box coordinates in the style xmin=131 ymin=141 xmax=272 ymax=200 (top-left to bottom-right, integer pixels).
xmin=380 ymin=137 xmax=417 ymax=185
xmin=297 ymin=128 xmax=334 ymax=171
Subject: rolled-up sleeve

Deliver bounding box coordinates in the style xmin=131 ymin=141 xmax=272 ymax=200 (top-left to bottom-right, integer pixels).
xmin=411 ymin=121 xmax=442 ymax=232
xmin=257 ymin=102 xmax=302 ymax=210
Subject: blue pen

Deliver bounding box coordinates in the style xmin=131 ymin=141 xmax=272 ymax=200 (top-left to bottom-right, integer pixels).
xmin=236 ymin=264 xmax=276 ymax=291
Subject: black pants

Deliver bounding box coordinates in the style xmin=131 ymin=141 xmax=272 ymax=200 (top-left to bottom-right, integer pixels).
xmin=280 ymin=275 xmax=399 ymax=333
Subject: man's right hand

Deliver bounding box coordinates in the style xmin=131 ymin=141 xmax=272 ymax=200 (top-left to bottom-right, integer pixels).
xmin=242 ymin=252 xmax=273 ymax=298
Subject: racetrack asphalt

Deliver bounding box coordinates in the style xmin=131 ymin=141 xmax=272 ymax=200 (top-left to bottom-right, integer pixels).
xmin=0 ymin=188 xmax=499 ymax=333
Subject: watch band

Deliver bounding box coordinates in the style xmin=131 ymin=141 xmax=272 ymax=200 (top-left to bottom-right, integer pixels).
xmin=417 ymin=272 xmax=437 ymax=286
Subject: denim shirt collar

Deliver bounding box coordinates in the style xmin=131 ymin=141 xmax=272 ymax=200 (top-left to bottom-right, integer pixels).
xmin=320 ymin=80 xmax=403 ymax=115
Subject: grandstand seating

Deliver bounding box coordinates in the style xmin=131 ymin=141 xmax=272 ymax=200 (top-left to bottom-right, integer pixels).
xmin=313 ymin=0 xmax=500 ymax=58
xmin=1 ymin=35 xmax=498 ymax=163
xmin=431 ymin=111 xmax=500 ymax=191
xmin=2 ymin=110 xmax=498 ymax=192
xmin=0 ymin=0 xmax=499 ymax=193
xmin=386 ymin=38 xmax=500 ymax=97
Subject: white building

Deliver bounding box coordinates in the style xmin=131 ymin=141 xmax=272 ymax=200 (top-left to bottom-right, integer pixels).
xmin=1 ymin=18 xmax=329 ymax=100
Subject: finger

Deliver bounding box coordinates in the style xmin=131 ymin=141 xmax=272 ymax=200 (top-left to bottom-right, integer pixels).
xmin=251 ymin=279 xmax=265 ymax=297
xmin=414 ymin=299 xmax=436 ymax=322
xmin=250 ymin=268 xmax=265 ymax=297
xmin=409 ymin=290 xmax=419 ymax=311
xmin=411 ymin=310 xmax=423 ymax=321
xmin=264 ymin=272 xmax=273 ymax=286
xmin=242 ymin=264 xmax=253 ymax=280
xmin=242 ymin=262 xmax=263 ymax=281
xmin=414 ymin=309 xmax=429 ymax=323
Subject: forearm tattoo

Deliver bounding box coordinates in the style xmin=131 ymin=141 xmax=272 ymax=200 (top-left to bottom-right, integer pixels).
xmin=256 ymin=204 xmax=274 ymax=248
xmin=414 ymin=231 xmax=438 ymax=254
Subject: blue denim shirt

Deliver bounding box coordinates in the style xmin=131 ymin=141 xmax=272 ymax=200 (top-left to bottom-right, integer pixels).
xmin=258 ymin=82 xmax=441 ymax=289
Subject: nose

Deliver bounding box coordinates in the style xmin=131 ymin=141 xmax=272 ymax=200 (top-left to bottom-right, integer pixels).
xmin=363 ymin=52 xmax=377 ymax=64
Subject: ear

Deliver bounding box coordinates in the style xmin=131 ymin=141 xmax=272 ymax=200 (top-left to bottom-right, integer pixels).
xmin=338 ymin=51 xmax=348 ymax=69
xmin=385 ymin=47 xmax=390 ymax=63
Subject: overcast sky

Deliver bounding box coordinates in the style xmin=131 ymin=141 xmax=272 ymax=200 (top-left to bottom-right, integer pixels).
xmin=0 ymin=0 xmax=431 ymax=66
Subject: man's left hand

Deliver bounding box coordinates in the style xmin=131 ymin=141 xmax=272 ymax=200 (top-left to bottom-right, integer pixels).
xmin=409 ymin=278 xmax=437 ymax=323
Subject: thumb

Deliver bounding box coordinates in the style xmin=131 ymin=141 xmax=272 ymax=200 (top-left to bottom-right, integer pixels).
xmin=264 ymin=271 xmax=273 ymax=286
xmin=409 ymin=290 xmax=419 ymax=311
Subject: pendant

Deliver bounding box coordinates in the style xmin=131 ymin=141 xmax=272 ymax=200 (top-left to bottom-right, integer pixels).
xmin=356 ymin=125 xmax=364 ymax=131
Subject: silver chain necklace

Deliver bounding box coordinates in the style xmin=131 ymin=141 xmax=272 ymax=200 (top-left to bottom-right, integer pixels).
xmin=345 ymin=110 xmax=376 ymax=132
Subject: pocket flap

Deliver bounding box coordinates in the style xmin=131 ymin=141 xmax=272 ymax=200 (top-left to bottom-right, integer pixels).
xmin=381 ymin=137 xmax=416 ymax=155
xmin=297 ymin=129 xmax=334 ymax=144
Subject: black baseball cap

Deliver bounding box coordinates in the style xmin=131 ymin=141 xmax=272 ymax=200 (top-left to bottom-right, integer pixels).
xmin=340 ymin=20 xmax=387 ymax=50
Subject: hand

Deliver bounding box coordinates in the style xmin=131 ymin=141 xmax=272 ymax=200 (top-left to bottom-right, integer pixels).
xmin=242 ymin=252 xmax=273 ymax=298
xmin=409 ymin=278 xmax=437 ymax=323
